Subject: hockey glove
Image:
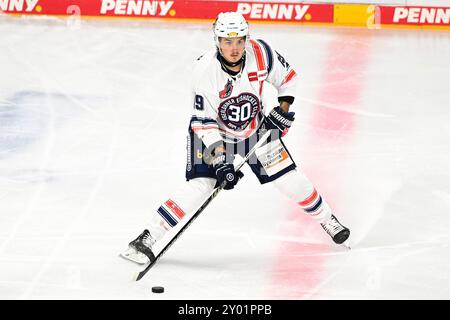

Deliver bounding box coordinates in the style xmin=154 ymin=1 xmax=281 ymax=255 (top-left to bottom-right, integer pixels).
xmin=264 ymin=106 xmax=295 ymax=137
xmin=212 ymin=153 xmax=243 ymax=190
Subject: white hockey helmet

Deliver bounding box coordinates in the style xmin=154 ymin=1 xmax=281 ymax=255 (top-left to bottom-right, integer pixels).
xmin=213 ymin=12 xmax=249 ymax=46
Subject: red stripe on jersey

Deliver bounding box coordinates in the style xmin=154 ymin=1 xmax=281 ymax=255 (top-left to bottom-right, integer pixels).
xmin=219 ymin=127 xmax=254 ymax=140
xmin=249 ymin=116 xmax=257 ymax=130
xmin=282 ymin=70 xmax=297 ymax=85
xmin=250 ymin=40 xmax=266 ymax=96
xmin=164 ymin=199 xmax=185 ymax=219
xmin=259 ymin=81 xmax=264 ymax=96
xmin=298 ymin=189 xmax=318 ymax=207
xmin=192 ymin=125 xmax=219 ymax=132
xmin=250 ymin=40 xmax=266 ymax=71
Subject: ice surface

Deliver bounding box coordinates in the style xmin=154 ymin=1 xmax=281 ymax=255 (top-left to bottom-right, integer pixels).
xmin=0 ymin=16 xmax=449 ymax=299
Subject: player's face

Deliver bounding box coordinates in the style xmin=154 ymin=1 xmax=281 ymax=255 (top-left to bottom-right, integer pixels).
xmin=219 ymin=37 xmax=246 ymax=64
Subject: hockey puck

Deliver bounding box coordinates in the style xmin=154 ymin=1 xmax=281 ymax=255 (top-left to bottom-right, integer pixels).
xmin=152 ymin=286 xmax=164 ymax=294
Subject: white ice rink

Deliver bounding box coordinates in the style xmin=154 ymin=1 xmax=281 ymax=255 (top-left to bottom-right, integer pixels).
xmin=1 ymin=15 xmax=450 ymax=300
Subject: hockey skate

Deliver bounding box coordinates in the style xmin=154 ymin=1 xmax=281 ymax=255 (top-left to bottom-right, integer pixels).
xmin=120 ymin=229 xmax=156 ymax=265
xmin=320 ymin=215 xmax=350 ymax=246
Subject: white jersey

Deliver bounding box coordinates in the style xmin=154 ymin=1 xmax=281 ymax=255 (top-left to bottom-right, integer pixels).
xmin=189 ymin=39 xmax=298 ymax=148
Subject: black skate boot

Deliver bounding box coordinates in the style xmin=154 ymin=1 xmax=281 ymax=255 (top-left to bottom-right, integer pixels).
xmin=320 ymin=215 xmax=350 ymax=245
xmin=129 ymin=229 xmax=156 ymax=262
xmin=120 ymin=229 xmax=156 ymax=264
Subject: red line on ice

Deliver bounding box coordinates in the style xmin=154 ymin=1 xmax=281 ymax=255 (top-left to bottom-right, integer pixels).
xmin=268 ymin=30 xmax=372 ymax=299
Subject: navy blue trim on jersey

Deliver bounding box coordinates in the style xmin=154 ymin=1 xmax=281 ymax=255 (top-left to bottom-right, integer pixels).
xmin=257 ymin=39 xmax=273 ymax=75
xmin=186 ymin=127 xmax=297 ymax=184
xmin=190 ymin=116 xmax=218 ymax=125
xmin=186 ymin=130 xmax=216 ymax=181
xmin=157 ymin=206 xmax=177 ymax=227
xmin=246 ymin=134 xmax=297 ymax=184
xmin=248 ymin=160 xmax=296 ymax=184
xmin=189 ymin=116 xmax=219 ymax=133
xmin=304 ymin=196 xmax=323 ymax=213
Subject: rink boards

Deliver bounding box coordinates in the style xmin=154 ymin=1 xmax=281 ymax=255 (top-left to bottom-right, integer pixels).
xmin=1 ymin=0 xmax=450 ymax=30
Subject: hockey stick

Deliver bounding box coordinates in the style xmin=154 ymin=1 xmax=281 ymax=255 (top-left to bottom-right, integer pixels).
xmin=135 ymin=129 xmax=273 ymax=281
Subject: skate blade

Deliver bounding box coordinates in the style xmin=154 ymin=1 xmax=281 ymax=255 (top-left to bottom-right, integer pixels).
xmin=341 ymin=241 xmax=351 ymax=250
xmin=119 ymin=247 xmax=150 ymax=265
xmin=132 ymin=271 xmax=140 ymax=282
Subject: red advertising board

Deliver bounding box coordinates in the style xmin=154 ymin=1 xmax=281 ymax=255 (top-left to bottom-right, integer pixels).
xmin=3 ymin=1 xmax=449 ymax=29
xmin=0 ymin=0 xmax=334 ymax=23
xmin=379 ymin=5 xmax=450 ymax=26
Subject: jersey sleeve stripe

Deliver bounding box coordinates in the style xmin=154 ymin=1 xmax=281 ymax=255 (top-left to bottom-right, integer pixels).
xmin=191 ymin=122 xmax=219 ymax=127
xmin=282 ymin=69 xmax=297 ymax=85
xmin=191 ymin=126 xmax=219 ymax=132
xmin=190 ymin=116 xmax=218 ymax=124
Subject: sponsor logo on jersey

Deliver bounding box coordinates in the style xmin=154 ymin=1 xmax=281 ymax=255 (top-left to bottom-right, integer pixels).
xmin=237 ymin=3 xmax=310 ymax=21
xmin=0 ymin=0 xmax=39 ymax=12
xmin=261 ymin=147 xmax=289 ymax=170
xmin=219 ymin=79 xmax=233 ymax=99
xmin=255 ymin=139 xmax=294 ymax=177
xmin=392 ymin=7 xmax=450 ymax=24
xmin=218 ymin=93 xmax=260 ymax=131
xmin=100 ymin=0 xmax=174 ymax=16
xmin=255 ymin=140 xmax=293 ymax=177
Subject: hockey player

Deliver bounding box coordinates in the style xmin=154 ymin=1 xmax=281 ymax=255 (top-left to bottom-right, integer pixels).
xmin=122 ymin=12 xmax=350 ymax=265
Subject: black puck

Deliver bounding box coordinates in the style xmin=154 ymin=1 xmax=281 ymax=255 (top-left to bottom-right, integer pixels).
xmin=152 ymin=286 xmax=164 ymax=293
